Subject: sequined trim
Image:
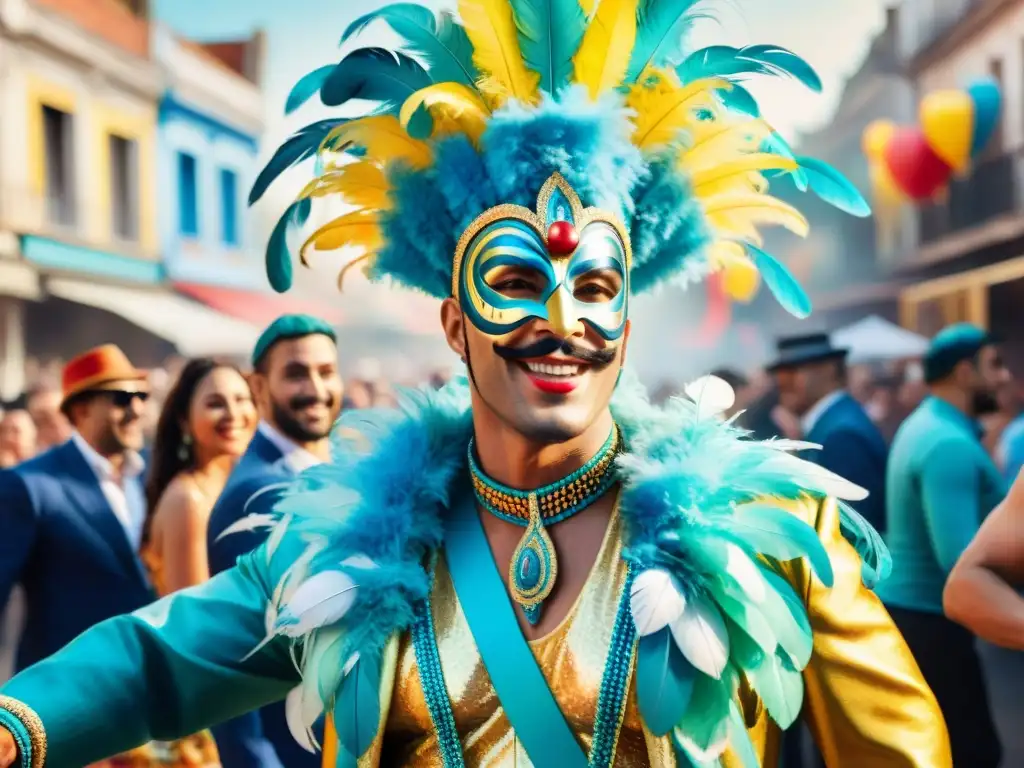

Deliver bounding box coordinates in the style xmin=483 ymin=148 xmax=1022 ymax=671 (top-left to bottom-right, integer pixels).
xmin=0 ymin=696 xmax=46 ymax=768
xmin=410 ymin=562 xmax=637 ymax=767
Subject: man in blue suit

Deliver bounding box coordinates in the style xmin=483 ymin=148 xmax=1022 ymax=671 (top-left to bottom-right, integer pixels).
xmin=0 ymin=344 xmax=154 ymax=672
xmin=207 ymin=314 xmax=343 ymax=768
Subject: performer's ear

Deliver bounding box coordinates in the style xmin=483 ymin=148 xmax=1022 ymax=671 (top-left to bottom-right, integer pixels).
xmin=440 ymin=297 xmax=467 ymax=361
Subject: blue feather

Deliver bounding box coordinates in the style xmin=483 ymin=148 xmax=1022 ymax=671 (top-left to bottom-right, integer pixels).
xmin=744 ymin=243 xmax=812 ymax=319
xmin=344 ymin=4 xmax=479 ymax=89
xmin=341 ymin=2 xmax=436 ymax=44
xmin=761 ymin=132 xmax=808 ymax=190
xmin=333 ymin=652 xmax=382 ymax=758
xmin=249 ymin=118 xmax=348 ymax=205
xmin=721 ymin=503 xmax=833 ymax=587
xmin=678 ymin=44 xmax=820 ymax=92
xmin=285 ymin=65 xmax=336 ymax=114
xmin=796 ymin=156 xmax=871 ymax=217
xmin=320 ymin=48 xmax=434 ymax=111
xmin=637 ymin=627 xmax=697 ymax=736
xmin=627 ymin=0 xmax=705 ymax=82
xmin=837 ymin=500 xmax=892 ymax=588
xmin=718 ymin=83 xmax=759 ymax=117
xmin=265 ymin=201 xmax=304 ymax=293
xmin=510 ymin=0 xmax=587 ymax=94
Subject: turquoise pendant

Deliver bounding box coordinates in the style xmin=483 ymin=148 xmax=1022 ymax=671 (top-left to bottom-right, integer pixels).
xmin=509 ymin=494 xmax=557 ymax=625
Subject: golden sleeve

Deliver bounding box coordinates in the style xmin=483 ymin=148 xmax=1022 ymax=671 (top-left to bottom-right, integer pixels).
xmin=780 ymin=497 xmax=952 ymax=768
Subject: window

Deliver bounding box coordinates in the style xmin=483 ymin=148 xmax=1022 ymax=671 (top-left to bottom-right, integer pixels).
xmin=178 ymin=152 xmax=199 ymax=237
xmin=109 ymin=134 xmax=139 ymax=241
xmin=219 ymin=168 xmax=239 ymax=246
xmin=984 ymin=57 xmax=1004 ymax=157
xmin=42 ymin=105 xmax=75 ymax=226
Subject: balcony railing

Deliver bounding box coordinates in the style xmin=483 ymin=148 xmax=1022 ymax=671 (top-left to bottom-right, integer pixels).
xmin=916 ymin=150 xmax=1020 ymax=245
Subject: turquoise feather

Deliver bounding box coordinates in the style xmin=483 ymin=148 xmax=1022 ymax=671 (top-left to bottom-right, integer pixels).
xmin=718 ymin=83 xmax=759 ymax=117
xmin=678 ymin=44 xmax=820 ymax=91
xmin=509 ymin=0 xmax=587 ymax=94
xmin=744 ymin=243 xmax=812 ymax=319
xmin=249 ymin=118 xmax=348 ymax=205
xmin=340 ymin=2 xmax=435 ymax=43
xmin=674 ymin=668 xmax=732 ymax=759
xmin=343 ymin=4 xmax=479 ymax=89
xmin=265 ymin=202 xmax=302 ymax=293
xmin=721 ymin=504 xmax=834 ymax=587
xmin=726 ymin=701 xmax=761 ymax=768
xmin=286 ymin=65 xmax=336 ymax=114
xmin=637 ymin=627 xmax=697 ymax=736
xmin=761 ymin=132 xmax=808 ymax=190
xmin=320 ymin=48 xmax=434 ymax=111
xmin=722 ymin=615 xmax=766 ymax=669
xmin=838 ymin=500 xmax=892 ymax=588
xmin=626 ymin=0 xmax=705 ymax=82
xmin=334 ymin=652 xmax=382 ymax=758
xmin=757 ymin=566 xmax=813 ymax=668
xmin=714 ymin=592 xmax=776 ymax=655
xmin=797 ymin=156 xmax=870 ymax=217
xmin=745 ymin=648 xmax=803 ymax=729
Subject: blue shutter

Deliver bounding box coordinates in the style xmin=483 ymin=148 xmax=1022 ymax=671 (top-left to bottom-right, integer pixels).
xmin=178 ymin=153 xmax=198 ymax=237
xmin=220 ymin=168 xmax=239 ymax=246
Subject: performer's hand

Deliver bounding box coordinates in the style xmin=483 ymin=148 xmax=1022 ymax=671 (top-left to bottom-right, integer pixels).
xmin=0 ymin=726 xmax=16 ymax=768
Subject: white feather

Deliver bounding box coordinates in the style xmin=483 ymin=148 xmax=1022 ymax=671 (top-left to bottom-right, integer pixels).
xmin=685 ymin=375 xmax=735 ymax=420
xmin=723 ymin=543 xmax=766 ymax=603
xmin=342 ymin=650 xmax=361 ymax=677
xmin=763 ymin=454 xmax=868 ymax=501
xmin=670 ymin=594 xmax=731 ymax=679
xmin=285 ymin=684 xmax=321 ymax=753
xmin=630 ymin=568 xmax=687 ymax=636
xmin=765 ymin=439 xmax=821 ymax=453
xmin=278 ymin=569 xmax=359 ymax=637
xmin=340 ymin=554 xmax=379 ymax=571
xmin=215 ymin=512 xmax=276 ymax=541
xmin=674 ymin=726 xmax=729 ymax=762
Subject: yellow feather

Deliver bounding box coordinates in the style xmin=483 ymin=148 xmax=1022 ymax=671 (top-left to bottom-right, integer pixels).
xmin=708 ymin=240 xmax=747 ymax=270
xmin=629 ymin=76 xmax=731 ymax=148
xmin=299 ymin=211 xmax=382 ymax=266
xmin=400 ymin=83 xmax=491 ymax=144
xmin=458 ymin=0 xmax=539 ymax=104
xmin=702 ymin=193 xmax=809 ymax=239
xmin=690 ymin=154 xmax=797 ymax=191
xmin=337 ymin=252 xmax=375 ymax=291
xmin=319 ymin=116 xmax=432 ymax=169
xmin=680 ymin=117 xmax=775 ymax=175
xmin=298 ymin=162 xmax=391 ymax=209
xmin=580 ymin=0 xmax=598 ymax=16
xmin=572 ymin=0 xmax=640 ymax=99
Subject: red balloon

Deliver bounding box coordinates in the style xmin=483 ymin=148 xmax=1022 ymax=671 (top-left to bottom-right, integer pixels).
xmin=883 ymin=127 xmax=952 ymax=200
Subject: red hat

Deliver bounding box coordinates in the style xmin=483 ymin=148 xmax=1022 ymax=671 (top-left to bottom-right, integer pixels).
xmin=61 ymin=345 xmax=148 ymax=408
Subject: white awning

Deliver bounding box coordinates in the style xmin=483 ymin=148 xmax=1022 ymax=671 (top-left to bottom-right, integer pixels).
xmin=832 ymin=315 xmax=930 ymax=364
xmin=46 ymin=278 xmax=262 ymax=357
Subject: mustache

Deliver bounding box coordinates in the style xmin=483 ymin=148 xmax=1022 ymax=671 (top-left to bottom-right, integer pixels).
xmin=492 ymin=337 xmax=617 ymax=367
xmin=289 ymin=395 xmax=335 ymax=410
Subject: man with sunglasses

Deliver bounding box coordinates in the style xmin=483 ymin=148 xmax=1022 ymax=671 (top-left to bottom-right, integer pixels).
xmin=0 ymin=344 xmax=155 ymax=674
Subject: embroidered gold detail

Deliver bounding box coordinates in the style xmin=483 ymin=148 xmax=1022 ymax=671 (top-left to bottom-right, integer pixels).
xmin=0 ymin=696 xmax=46 ymax=768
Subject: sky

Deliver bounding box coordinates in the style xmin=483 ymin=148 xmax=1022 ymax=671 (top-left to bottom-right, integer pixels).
xmin=151 ymin=0 xmax=892 ymax=373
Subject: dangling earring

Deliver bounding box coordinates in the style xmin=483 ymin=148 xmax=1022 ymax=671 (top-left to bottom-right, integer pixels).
xmin=178 ymin=433 xmax=192 ymax=462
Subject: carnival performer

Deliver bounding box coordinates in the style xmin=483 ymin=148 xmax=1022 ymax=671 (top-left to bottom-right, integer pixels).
xmin=0 ymin=2 xmax=950 ymax=767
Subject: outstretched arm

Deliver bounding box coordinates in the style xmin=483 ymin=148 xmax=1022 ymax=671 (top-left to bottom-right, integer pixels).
xmin=0 ymin=547 xmax=298 ymax=768
xmin=792 ymin=497 xmax=952 ymax=768
xmin=944 ymin=468 xmax=1024 ymax=649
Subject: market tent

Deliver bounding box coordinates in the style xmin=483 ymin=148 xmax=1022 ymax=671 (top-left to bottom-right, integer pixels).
xmin=832 ymin=315 xmax=929 ymax=364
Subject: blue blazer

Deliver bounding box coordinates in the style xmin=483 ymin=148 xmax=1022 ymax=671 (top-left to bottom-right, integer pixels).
xmin=206 ymin=431 xmax=320 ymax=768
xmin=0 ymin=441 xmax=154 ymax=671
xmin=805 ymin=393 xmax=889 ymax=534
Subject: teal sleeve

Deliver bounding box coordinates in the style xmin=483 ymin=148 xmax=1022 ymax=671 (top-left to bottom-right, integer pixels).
xmin=0 ymin=548 xmax=299 ymax=768
xmin=919 ymin=441 xmax=983 ymax=573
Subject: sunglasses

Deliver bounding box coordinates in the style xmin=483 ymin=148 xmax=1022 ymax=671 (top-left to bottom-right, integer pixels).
xmin=86 ymin=390 xmax=150 ymax=408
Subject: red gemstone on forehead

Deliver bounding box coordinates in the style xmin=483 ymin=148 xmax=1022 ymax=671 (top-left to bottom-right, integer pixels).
xmin=547 ymin=221 xmax=579 ymax=256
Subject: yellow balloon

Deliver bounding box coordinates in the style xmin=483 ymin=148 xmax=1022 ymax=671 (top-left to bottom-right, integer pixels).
xmin=722 ymin=257 xmax=761 ymax=302
xmin=920 ymin=90 xmax=974 ymax=171
xmin=862 ymin=120 xmax=896 ymax=161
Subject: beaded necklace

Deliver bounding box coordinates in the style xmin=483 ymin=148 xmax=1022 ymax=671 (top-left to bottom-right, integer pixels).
xmin=467 ymin=425 xmax=621 ymax=624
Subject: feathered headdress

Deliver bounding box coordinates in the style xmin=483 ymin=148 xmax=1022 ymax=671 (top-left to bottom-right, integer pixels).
xmin=252 ymin=0 xmax=869 ymax=317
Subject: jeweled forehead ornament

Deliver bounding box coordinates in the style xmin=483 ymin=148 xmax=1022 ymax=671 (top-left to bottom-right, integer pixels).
xmin=451 ymin=172 xmax=632 ymax=341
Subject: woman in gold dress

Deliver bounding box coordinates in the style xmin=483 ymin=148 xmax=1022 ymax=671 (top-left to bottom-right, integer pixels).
xmin=91 ymin=358 xmax=257 ymax=768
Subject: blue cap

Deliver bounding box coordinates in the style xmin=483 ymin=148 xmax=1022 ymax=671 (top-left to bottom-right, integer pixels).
xmin=252 ymin=314 xmax=337 ymax=367
xmin=923 ymin=323 xmax=992 ymax=383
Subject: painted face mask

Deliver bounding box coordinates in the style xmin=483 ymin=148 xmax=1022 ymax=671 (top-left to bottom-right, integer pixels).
xmin=452 ymin=173 xmax=631 ymax=343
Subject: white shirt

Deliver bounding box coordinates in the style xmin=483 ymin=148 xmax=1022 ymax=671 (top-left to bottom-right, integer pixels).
xmin=257 ymin=421 xmax=324 ymax=474
xmin=800 ymin=390 xmax=846 ymax=437
xmin=71 ymin=432 xmax=147 ymax=551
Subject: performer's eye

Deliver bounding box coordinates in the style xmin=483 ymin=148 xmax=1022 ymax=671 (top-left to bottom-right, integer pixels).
xmin=486 ymin=267 xmax=544 ymax=299
xmin=573 ymin=271 xmax=621 ymax=303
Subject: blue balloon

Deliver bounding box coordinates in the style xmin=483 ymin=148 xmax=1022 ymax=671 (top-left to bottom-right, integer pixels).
xmin=967 ymin=77 xmax=1002 ymax=157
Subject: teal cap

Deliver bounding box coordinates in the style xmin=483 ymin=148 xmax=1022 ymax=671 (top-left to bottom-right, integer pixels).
xmin=923 ymin=323 xmax=992 ymax=383
xmin=252 ymin=314 xmax=337 ymax=367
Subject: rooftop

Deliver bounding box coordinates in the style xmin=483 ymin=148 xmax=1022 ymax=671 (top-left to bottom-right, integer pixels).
xmin=31 ymin=0 xmax=149 ymax=58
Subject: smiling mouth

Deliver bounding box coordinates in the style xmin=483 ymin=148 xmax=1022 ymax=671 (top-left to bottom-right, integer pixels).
xmin=517 ymin=358 xmax=587 ymax=394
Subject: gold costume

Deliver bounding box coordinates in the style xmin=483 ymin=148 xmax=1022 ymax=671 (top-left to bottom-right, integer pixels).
xmin=320 ymin=498 xmax=951 ymax=768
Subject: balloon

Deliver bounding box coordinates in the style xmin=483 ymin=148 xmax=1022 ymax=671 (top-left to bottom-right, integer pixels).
xmin=966 ymin=77 xmax=1002 ymax=157
xmin=883 ymin=127 xmax=952 ymax=200
xmin=722 ymin=257 xmax=761 ymax=302
xmin=862 ymin=120 xmax=896 ymax=161
xmin=920 ymin=90 xmax=974 ymax=171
